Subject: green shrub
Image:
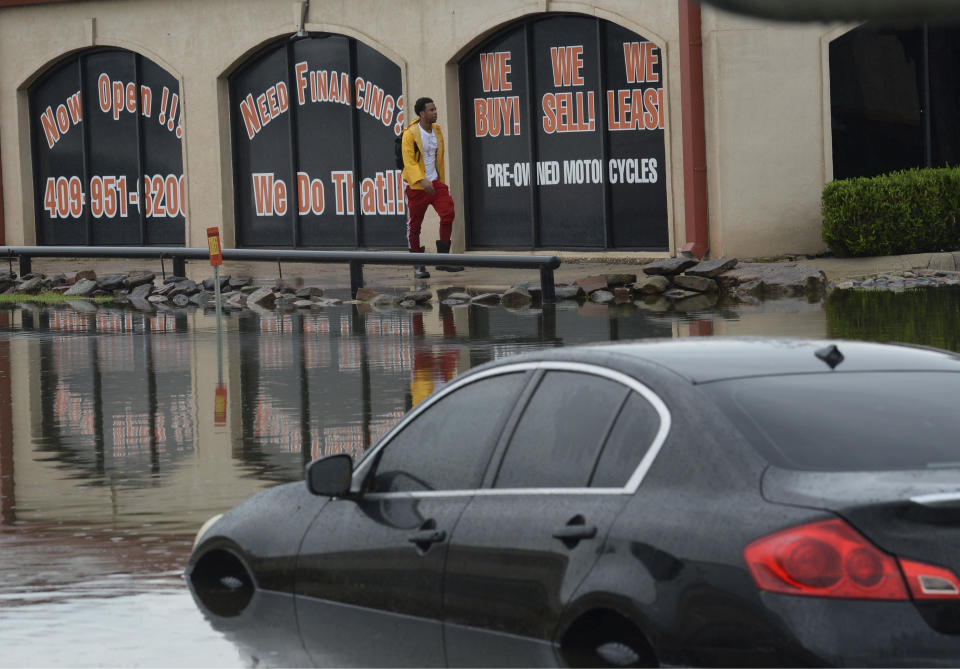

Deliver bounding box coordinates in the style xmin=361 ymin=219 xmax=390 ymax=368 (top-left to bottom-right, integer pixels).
xmin=822 ymin=167 xmax=960 ymax=257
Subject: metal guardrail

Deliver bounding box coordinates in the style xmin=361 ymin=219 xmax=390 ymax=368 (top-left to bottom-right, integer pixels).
xmin=0 ymin=246 xmax=562 ymax=301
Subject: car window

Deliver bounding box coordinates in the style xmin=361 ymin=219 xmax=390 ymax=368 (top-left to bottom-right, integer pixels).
xmin=702 ymin=372 xmax=960 ymax=471
xmin=369 ymin=373 xmax=527 ymax=493
xmin=494 ymin=371 xmax=630 ymax=489
xmin=590 ymin=392 xmax=661 ymax=487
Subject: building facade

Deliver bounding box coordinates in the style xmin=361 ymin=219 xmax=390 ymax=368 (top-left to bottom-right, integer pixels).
xmin=0 ymin=0 xmax=894 ymax=259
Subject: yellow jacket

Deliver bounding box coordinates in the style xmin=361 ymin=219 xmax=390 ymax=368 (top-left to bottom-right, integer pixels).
xmin=401 ymin=122 xmax=445 ymax=189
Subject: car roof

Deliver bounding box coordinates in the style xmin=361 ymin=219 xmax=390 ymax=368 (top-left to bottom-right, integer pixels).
xmin=491 ymin=338 xmax=960 ymax=384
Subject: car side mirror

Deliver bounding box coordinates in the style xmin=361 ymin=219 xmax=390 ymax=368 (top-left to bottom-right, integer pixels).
xmin=306 ymin=454 xmax=354 ymax=497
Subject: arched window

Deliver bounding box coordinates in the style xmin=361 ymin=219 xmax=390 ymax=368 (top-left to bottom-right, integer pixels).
xmin=30 ymin=49 xmax=185 ymax=246
xmin=460 ymin=15 xmax=668 ymax=250
xmin=830 ymin=21 xmax=960 ymax=179
xmin=230 ymin=35 xmax=403 ymax=248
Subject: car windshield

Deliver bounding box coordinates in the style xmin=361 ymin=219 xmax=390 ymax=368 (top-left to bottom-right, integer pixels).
xmin=702 ymin=371 xmax=960 ymax=471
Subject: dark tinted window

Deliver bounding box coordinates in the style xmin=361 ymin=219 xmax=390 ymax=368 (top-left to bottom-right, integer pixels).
xmin=370 ymin=373 xmax=526 ymax=492
xmin=590 ymin=392 xmax=661 ymax=487
xmin=704 ymin=372 xmax=960 ymax=471
xmin=495 ymin=371 xmax=629 ymax=488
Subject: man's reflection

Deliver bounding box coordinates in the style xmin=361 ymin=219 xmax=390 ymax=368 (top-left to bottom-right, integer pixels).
xmin=409 ymin=310 xmax=461 ymax=408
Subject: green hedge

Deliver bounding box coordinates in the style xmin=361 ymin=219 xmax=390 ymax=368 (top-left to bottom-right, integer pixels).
xmin=821 ymin=167 xmax=960 ymax=257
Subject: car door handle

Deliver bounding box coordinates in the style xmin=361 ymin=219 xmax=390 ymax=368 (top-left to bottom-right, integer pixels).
xmin=407 ymin=529 xmax=447 ymax=545
xmin=552 ymin=525 xmax=597 ymax=541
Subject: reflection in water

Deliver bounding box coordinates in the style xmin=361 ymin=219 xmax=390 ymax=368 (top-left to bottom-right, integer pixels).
xmin=1 ymin=288 xmax=955 ymax=665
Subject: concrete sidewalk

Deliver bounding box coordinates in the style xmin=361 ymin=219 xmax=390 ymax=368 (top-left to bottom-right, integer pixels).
xmin=18 ymin=250 xmax=960 ymax=294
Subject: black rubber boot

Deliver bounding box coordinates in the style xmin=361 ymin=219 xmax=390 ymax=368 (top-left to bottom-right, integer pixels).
xmin=413 ymin=246 xmax=430 ymax=279
xmin=435 ymin=240 xmax=464 ymax=272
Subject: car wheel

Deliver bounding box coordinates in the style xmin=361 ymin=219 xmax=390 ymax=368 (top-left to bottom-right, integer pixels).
xmin=188 ymin=548 xmax=255 ymax=618
xmin=559 ymin=610 xmax=657 ymax=668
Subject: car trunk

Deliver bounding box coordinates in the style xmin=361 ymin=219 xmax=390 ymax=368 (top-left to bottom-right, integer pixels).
xmin=762 ymin=466 xmax=960 ymax=634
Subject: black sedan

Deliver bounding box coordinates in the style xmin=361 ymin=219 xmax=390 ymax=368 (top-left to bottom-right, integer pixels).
xmin=187 ymin=338 xmax=960 ymax=667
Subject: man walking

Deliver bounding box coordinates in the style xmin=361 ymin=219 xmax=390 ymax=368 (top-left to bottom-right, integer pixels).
xmin=400 ymin=97 xmax=463 ymax=279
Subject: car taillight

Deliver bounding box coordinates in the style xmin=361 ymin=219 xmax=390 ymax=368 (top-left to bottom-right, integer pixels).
xmin=899 ymin=558 xmax=960 ymax=600
xmin=743 ymin=519 xmax=908 ymax=600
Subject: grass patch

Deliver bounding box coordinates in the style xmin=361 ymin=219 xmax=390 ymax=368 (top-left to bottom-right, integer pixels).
xmin=0 ymin=293 xmax=114 ymax=305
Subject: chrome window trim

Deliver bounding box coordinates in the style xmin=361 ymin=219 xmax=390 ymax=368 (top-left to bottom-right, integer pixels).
xmin=353 ymin=360 xmax=673 ymax=496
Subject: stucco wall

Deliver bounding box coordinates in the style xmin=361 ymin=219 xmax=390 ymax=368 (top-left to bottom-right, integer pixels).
xmin=701 ymin=8 xmax=849 ymax=257
xmin=0 ymin=0 xmax=839 ymax=257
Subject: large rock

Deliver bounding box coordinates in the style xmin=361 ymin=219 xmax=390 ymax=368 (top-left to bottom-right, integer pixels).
xmin=247 ymin=287 xmax=276 ymax=308
xmin=130 ymin=283 xmax=153 ymax=300
xmin=153 ymin=282 xmax=175 ymax=296
xmin=73 ymin=270 xmax=97 ymax=283
xmin=124 ymin=272 xmax=155 ymax=289
xmin=98 ymin=275 xmax=127 ymax=291
xmin=554 ymin=284 xmax=584 ymax=300
xmin=511 ymin=281 xmax=542 ymax=302
xmin=685 ymin=257 xmax=738 ymax=278
xmin=224 ymin=293 xmax=248 ymax=309
xmin=129 ymin=296 xmax=153 ymax=312
xmin=632 ymin=275 xmax=671 ymax=295
xmin=169 ymin=279 xmax=199 ymax=296
xmin=190 ymin=291 xmax=213 ymax=307
xmin=202 ymin=276 xmax=230 ymax=291
xmin=15 ymin=277 xmax=44 ymax=294
xmin=642 ymin=258 xmax=697 ymax=276
xmin=673 ymin=274 xmax=718 ymax=293
xmin=64 ymin=278 xmax=98 ymax=297
xmin=576 ymin=275 xmax=608 ymax=294
xmin=604 ymin=273 xmax=637 ymax=286
xmin=501 ymin=286 xmax=532 ymax=308
xmin=719 ymin=262 xmax=826 ymax=297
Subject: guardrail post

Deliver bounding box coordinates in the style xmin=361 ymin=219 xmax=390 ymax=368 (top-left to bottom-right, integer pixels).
xmin=349 ymin=261 xmax=364 ymax=297
xmin=173 ymin=256 xmax=186 ymax=277
xmin=539 ymin=266 xmax=556 ymax=302
xmin=18 ymin=255 xmax=31 ymax=277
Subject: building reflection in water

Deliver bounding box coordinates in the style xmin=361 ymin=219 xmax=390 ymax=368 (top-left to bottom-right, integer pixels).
xmin=32 ymin=309 xmax=194 ymax=483
xmin=0 ymin=299 xmax=675 ymax=531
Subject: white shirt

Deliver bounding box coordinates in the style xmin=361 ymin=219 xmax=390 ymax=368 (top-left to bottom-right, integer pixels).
xmin=421 ymin=126 xmax=438 ymax=181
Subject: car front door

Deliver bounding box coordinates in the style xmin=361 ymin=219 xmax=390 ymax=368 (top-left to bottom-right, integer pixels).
xmin=294 ymin=371 xmax=529 ymax=667
xmin=442 ymin=365 xmax=668 ymax=666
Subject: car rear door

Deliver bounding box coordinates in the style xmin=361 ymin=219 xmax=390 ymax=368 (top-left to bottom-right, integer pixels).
xmin=441 ymin=363 xmax=670 ymax=666
xmin=294 ymin=371 xmax=530 ymax=667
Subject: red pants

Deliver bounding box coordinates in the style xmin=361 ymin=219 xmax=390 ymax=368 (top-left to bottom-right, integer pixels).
xmin=404 ymin=181 xmax=455 ymax=252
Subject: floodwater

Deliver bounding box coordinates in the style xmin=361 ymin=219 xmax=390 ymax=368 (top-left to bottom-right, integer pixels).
xmin=1 ymin=287 xmax=958 ymax=667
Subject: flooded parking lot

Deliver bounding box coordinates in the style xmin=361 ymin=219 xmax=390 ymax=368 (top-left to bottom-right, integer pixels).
xmin=1 ymin=286 xmax=958 ymax=666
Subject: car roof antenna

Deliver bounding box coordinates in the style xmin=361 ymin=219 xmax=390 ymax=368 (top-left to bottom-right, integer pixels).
xmin=815 ymin=344 xmax=844 ymax=370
